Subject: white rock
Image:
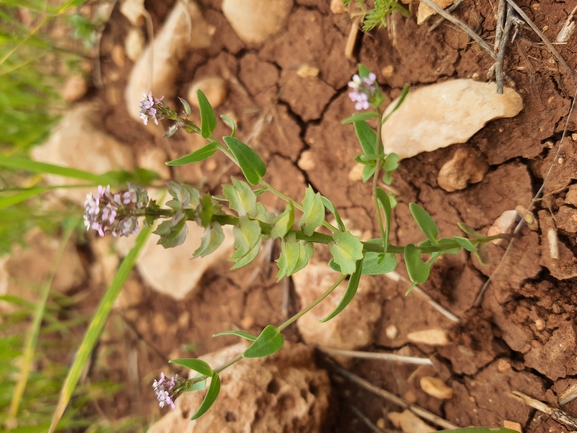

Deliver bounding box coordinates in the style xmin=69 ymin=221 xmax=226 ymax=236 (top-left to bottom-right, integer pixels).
xmin=417 ymin=0 xmax=455 ymax=24
xmin=487 ymin=210 xmax=519 ymax=240
xmin=298 ymin=150 xmax=316 ymax=171
xmin=125 ymin=28 xmax=145 ymax=62
xmin=147 ymin=342 xmax=330 ymax=433
xmin=187 ymin=76 xmax=228 ymax=108
xmin=61 ymin=74 xmax=88 ymax=102
xmin=437 ymin=148 xmax=489 ymax=192
xmin=385 ymin=324 xmax=399 ymax=340
xmin=381 ymin=79 xmax=523 ymax=160
xmin=116 ymin=221 xmax=234 ymax=300
xmin=31 ymin=103 xmax=134 ymax=204
xmin=120 ymin=0 xmax=145 ymax=27
xmin=419 ymin=376 xmax=453 ymax=399
xmin=222 ymin=0 xmax=293 ymax=45
xmin=125 ymin=1 xmax=215 ymax=122
xmin=296 ymin=65 xmax=319 ymax=79
xmin=388 ymin=410 xmax=436 ymax=433
xmin=407 ymin=328 xmax=450 ymax=346
xmin=292 ymin=263 xmax=382 ymax=350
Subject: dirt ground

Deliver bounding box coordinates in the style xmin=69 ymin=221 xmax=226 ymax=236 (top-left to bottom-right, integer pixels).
xmin=77 ymin=0 xmax=577 ymax=431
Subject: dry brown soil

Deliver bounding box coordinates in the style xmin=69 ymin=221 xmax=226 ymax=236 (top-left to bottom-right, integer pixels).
xmin=80 ymin=0 xmax=577 ymax=431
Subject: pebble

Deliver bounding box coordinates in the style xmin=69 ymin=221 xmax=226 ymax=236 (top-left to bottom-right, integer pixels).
xmin=388 ymin=410 xmax=436 ymax=433
xmin=437 ymin=148 xmax=488 ymax=192
xmin=385 ymin=324 xmax=399 ymax=340
xmin=187 ymin=76 xmax=228 ymax=108
xmin=407 ymin=328 xmax=451 ymax=346
xmin=420 ymin=376 xmax=453 ymax=399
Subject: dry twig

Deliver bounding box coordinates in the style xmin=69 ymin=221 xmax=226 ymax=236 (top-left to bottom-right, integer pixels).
xmin=512 ymin=391 xmax=577 ymax=430
xmin=318 ymin=346 xmax=434 ymax=365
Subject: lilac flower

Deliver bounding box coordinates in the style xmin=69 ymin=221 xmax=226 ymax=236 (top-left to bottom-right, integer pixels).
xmin=153 ymin=373 xmax=187 ymax=410
xmin=139 ymin=92 xmax=165 ymax=125
xmin=83 ymin=183 xmax=149 ymax=238
xmin=348 ymin=73 xmax=377 ymax=111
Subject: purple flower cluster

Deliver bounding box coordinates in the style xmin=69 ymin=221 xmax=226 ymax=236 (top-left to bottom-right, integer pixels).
xmin=348 ymin=73 xmax=377 ymax=110
xmin=153 ymin=372 xmax=184 ymax=410
xmin=83 ymin=184 xmax=148 ymax=237
xmin=139 ymin=92 xmax=165 ymax=125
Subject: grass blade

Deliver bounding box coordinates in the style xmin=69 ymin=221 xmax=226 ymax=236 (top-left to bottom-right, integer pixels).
xmin=49 ymin=225 xmax=153 ymax=432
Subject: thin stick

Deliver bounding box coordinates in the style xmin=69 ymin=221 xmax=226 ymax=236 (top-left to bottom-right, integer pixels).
xmin=318 ymin=346 xmax=434 ymax=365
xmin=494 ymin=0 xmax=506 ymax=51
xmin=474 ymin=84 xmax=577 ymax=307
xmin=512 ymin=391 xmax=577 ymax=430
xmin=419 ymin=0 xmax=496 ymax=60
xmin=504 ymin=0 xmax=576 ymax=81
xmin=351 ymin=406 xmax=389 ymax=433
xmin=428 ymin=0 xmax=465 ymax=33
xmin=495 ymin=5 xmax=513 ymax=94
xmin=332 ymin=364 xmax=460 ymax=430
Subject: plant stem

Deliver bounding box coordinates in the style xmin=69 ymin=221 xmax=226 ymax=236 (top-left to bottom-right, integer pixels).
xmin=213 ymin=353 xmax=243 ymax=374
xmin=371 ymin=108 xmax=387 ymax=249
xmin=277 ymin=274 xmax=347 ymax=332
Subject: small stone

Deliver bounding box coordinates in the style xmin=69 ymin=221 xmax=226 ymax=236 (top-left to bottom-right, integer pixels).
xmin=407 ymin=328 xmax=450 ymax=346
xmin=381 ymin=79 xmax=523 ymax=160
xmin=187 ymin=76 xmax=228 ymax=108
xmin=330 ymin=0 xmax=348 ymax=13
xmin=61 ymin=74 xmax=88 ymax=102
xmin=298 ymin=150 xmax=316 ymax=171
xmin=222 ymin=0 xmax=293 ymax=45
xmin=417 ymin=0 xmax=455 ymax=24
xmin=120 ymin=0 xmax=145 ymax=26
xmin=437 ymin=148 xmax=489 ymax=192
xmin=497 ymin=358 xmax=511 ymax=372
xmin=296 ymin=65 xmax=320 ymax=78
xmin=385 ymin=324 xmax=399 ymax=340
xmin=124 ymin=28 xmax=145 ymax=62
xmin=377 ymin=418 xmax=386 ymax=429
xmin=382 ymin=65 xmax=394 ymax=77
xmin=504 ymin=420 xmax=522 ymax=433
xmin=420 ymin=376 xmax=453 ymax=400
xmin=348 ymin=163 xmax=364 ymax=181
xmin=111 ymin=45 xmax=126 ymax=67
xmin=389 ymin=410 xmax=436 ymax=433
xmin=571 ymin=133 xmax=577 ymax=141
xmin=487 ymin=210 xmax=519 ymax=243
xmin=535 ymin=318 xmax=545 ymax=331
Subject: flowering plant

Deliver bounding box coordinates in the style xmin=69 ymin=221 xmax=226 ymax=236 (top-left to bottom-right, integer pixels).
xmin=84 ymin=65 xmax=499 ymax=418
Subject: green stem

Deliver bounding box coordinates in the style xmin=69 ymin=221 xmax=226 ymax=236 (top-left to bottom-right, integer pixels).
xmin=278 ymin=274 xmax=347 ymax=332
xmin=213 ymin=353 xmax=243 ymax=374
xmin=371 ymin=108 xmax=387 ymax=249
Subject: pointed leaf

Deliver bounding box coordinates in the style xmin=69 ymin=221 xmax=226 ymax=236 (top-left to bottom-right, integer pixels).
xmin=213 ymin=330 xmax=257 ymax=341
xmin=230 ymin=216 xmax=261 ymax=260
xmin=321 ymin=259 xmax=363 ymax=322
xmin=220 ymin=114 xmax=236 ymax=137
xmin=283 ymin=232 xmax=301 ymax=275
xmin=362 ymin=252 xmax=397 ymax=275
xmin=166 ymin=142 xmax=219 ymax=166
xmin=475 ymin=242 xmax=490 ymax=265
xmin=404 ymin=243 xmax=430 ymax=284
xmin=271 ymin=202 xmax=295 ymax=239
xmin=298 ymin=186 xmax=325 ymax=236
xmin=197 ymin=89 xmax=217 ymax=138
xmin=223 ymin=136 xmax=266 ymax=185
xmin=409 ymin=203 xmax=438 ymax=242
xmin=382 ymin=84 xmax=409 ymax=125
xmin=198 ymin=193 xmax=214 ymax=227
xmin=178 ymin=97 xmax=191 ymax=116
xmin=169 ymin=358 xmax=213 ymax=376
xmin=453 ymin=236 xmax=477 ymax=252
xmin=291 ymin=241 xmax=314 ymax=275
xmin=342 ymin=112 xmax=380 ymax=124
xmin=362 ymin=164 xmax=376 ymax=182
xmin=223 ymin=178 xmax=257 ymax=217
xmin=376 ymin=188 xmax=392 ymax=252
xmin=457 ymin=222 xmax=484 ymax=239
xmin=190 ymin=373 xmax=221 ymax=420
xmin=243 ymin=325 xmax=284 ymax=358
xmin=437 ymin=238 xmax=461 ymax=254
xmin=353 ymin=120 xmax=377 ymax=156
xmin=321 ymin=196 xmax=345 ymax=232
xmin=193 ymin=223 xmax=225 ymax=258
xmin=328 ymin=231 xmax=363 ymax=275
xmin=231 ymin=237 xmax=262 ymax=270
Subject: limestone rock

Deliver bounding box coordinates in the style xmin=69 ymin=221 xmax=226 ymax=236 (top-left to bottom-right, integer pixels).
xmin=147 ymin=342 xmax=330 ymax=433
xmin=125 ymin=1 xmax=215 ymax=122
xmin=30 ymin=103 xmax=134 ymax=204
xmin=420 ymin=376 xmax=453 ymax=399
xmin=116 ymin=222 xmax=234 ymax=300
xmin=407 ymin=328 xmax=450 ymax=346
xmin=292 ymin=263 xmax=382 ymax=350
xmin=222 ymin=0 xmax=293 ymax=45
xmin=382 ymin=79 xmax=523 ymax=160
xmin=437 ymin=148 xmax=489 ymax=192
xmin=125 ymin=28 xmax=145 ymax=62
xmin=417 ymin=0 xmax=454 ymax=24
xmin=187 ymin=76 xmax=228 ymax=108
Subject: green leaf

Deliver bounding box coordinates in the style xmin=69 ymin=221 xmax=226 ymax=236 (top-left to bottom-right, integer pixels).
xmin=321 ymin=196 xmax=345 ymax=232
xmin=154 ymin=213 xmax=188 ymax=248
xmin=271 ymin=203 xmax=295 ymax=239
xmin=382 ymin=84 xmax=409 ymax=125
xmin=436 ymin=238 xmax=461 ymax=254
xmin=342 ymin=112 xmax=380 ymax=124
xmin=362 ymin=252 xmax=397 ymax=275
xmin=230 ymin=217 xmax=262 ymax=270
xmin=190 ymin=373 xmax=207 ymax=391
xmin=223 ymin=136 xmax=266 ymax=185
xmin=362 ymin=164 xmax=376 ymax=182
xmin=213 ymin=330 xmax=257 ymax=341
xmin=223 ymin=178 xmax=257 ymax=217
xmin=404 ymin=244 xmax=430 ymax=284
xmin=328 ymin=231 xmax=364 ymax=275
xmin=409 ymin=203 xmax=438 ymax=243
xmin=358 ymin=64 xmax=371 ymax=78
xmin=453 ymin=236 xmax=477 ymax=252
xmin=198 ymin=193 xmax=214 ymax=227
xmin=220 ymin=114 xmax=236 ymax=137
xmin=321 ymin=259 xmax=363 ymax=322
xmin=166 ymin=142 xmax=219 ymax=166
xmin=298 ymin=186 xmax=325 ymax=236
xmin=292 ymin=241 xmax=314 ymax=276
xmin=382 ymin=153 xmax=399 ymax=185
xmin=243 ymin=325 xmax=284 ymax=358
xmin=193 ymin=223 xmax=225 ymax=258
xmin=353 ymin=120 xmax=377 ymax=157
xmin=169 ymin=358 xmax=213 ymax=376
xmin=191 ymin=373 xmax=221 ymax=420
xmin=178 ymin=97 xmax=192 ymax=117
xmin=197 ymin=89 xmax=217 ymax=139
xmin=475 ymin=242 xmax=490 ymax=265
xmin=457 ymin=222 xmax=485 ymax=239
xmin=283 ymin=232 xmax=301 ymax=275
xmin=376 ymin=188 xmax=392 ymax=252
